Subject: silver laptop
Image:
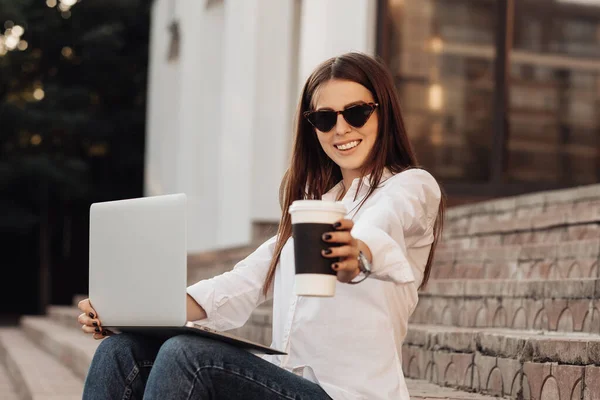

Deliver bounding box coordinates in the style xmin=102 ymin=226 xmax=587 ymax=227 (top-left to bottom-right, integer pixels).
xmin=89 ymin=193 xmax=284 ymax=355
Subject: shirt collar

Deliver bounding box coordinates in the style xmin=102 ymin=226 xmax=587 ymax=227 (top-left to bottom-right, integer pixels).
xmin=322 ymin=168 xmax=394 ymax=202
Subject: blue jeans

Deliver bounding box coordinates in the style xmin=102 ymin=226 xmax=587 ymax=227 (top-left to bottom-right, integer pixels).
xmin=82 ymin=333 xmax=332 ymax=400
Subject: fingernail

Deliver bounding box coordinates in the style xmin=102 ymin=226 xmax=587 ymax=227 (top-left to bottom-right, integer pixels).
xmin=89 ymin=312 xmax=95 ymax=318
xmin=332 ymin=263 xmax=339 ymax=270
xmin=322 ymin=233 xmax=332 ymax=241
xmin=333 ymin=222 xmax=342 ymax=229
xmin=323 ymin=248 xmax=332 ymax=255
xmin=95 ymin=327 xmax=100 ymax=333
xmin=93 ymin=322 xmax=98 ymax=327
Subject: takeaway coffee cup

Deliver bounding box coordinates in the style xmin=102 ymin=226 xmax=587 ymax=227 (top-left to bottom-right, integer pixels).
xmin=288 ymin=200 xmax=348 ymax=297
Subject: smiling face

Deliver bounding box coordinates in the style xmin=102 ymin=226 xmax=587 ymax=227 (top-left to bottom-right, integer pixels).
xmin=312 ymin=79 xmax=379 ymax=183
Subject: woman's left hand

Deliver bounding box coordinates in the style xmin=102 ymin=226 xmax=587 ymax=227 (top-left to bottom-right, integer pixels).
xmin=321 ymin=219 xmax=363 ymax=283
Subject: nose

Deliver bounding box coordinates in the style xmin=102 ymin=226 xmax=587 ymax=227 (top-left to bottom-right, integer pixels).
xmin=335 ymin=113 xmax=351 ymax=135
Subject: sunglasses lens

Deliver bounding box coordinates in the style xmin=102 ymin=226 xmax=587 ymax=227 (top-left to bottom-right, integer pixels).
xmin=309 ymin=111 xmax=337 ymax=132
xmin=343 ymin=104 xmax=374 ymax=128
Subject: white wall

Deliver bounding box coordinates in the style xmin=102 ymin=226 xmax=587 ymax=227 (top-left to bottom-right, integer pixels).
xmin=145 ymin=0 xmax=181 ymax=197
xmin=177 ymin=1 xmax=224 ymax=252
xmin=298 ymin=0 xmax=378 ymax=83
xmin=251 ymin=0 xmax=300 ymax=222
xmin=217 ymin=0 xmax=300 ymax=247
xmin=216 ymin=0 xmax=260 ymax=247
xmin=145 ymin=0 xmax=225 ymax=252
xmin=145 ymin=0 xmax=377 ymax=252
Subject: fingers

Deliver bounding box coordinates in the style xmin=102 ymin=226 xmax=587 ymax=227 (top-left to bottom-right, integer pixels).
xmin=79 ymin=312 xmax=107 ymax=336
xmin=321 ymin=231 xmax=354 ymax=246
xmin=93 ymin=329 xmax=113 ymax=340
xmin=321 ymin=245 xmax=359 ymax=259
xmin=77 ymin=298 xmax=97 ymax=319
xmin=82 ymin=324 xmax=102 ymax=334
xmin=80 ymin=316 xmax=111 ymax=339
xmin=322 ymin=227 xmax=359 ymax=260
xmin=77 ymin=312 xmax=100 ymax=327
xmin=332 ymin=258 xmax=360 ymax=283
xmin=323 ymin=219 xmax=355 ymax=246
xmin=332 ymin=218 xmax=354 ymax=231
xmin=331 ymin=257 xmax=359 ymax=273
xmin=322 ymin=219 xmax=361 ymax=284
xmin=77 ymin=298 xmax=108 ymax=338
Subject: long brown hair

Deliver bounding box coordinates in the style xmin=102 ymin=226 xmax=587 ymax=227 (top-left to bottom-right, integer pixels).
xmin=262 ymin=52 xmax=445 ymax=295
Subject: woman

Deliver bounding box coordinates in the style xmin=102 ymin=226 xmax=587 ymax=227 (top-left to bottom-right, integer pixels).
xmin=78 ymin=52 xmax=444 ymax=400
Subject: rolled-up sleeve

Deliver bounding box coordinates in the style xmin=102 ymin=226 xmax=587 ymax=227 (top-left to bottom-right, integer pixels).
xmin=351 ymin=169 xmax=441 ymax=284
xmin=186 ymin=236 xmax=277 ymax=331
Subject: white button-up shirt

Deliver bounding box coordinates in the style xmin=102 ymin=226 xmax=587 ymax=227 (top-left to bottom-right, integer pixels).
xmin=187 ymin=168 xmax=441 ymax=399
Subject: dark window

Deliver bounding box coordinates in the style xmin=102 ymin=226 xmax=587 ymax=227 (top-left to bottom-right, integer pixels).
xmin=379 ymin=0 xmax=600 ymax=193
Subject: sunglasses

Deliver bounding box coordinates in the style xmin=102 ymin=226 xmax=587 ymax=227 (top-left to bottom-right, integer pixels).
xmin=304 ymin=102 xmax=379 ymax=132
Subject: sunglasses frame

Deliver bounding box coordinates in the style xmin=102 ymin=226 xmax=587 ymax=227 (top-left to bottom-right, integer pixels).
xmin=303 ymin=102 xmax=379 ymax=132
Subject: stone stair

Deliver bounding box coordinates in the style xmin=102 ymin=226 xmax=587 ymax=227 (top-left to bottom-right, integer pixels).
xmin=228 ymin=184 xmax=600 ymax=399
xmin=0 ymin=240 xmax=274 ymax=399
xmin=413 ymin=278 xmax=600 ymax=331
xmin=20 ymin=316 xmax=100 ymax=381
xmin=0 ymin=300 xmax=485 ymax=400
xmin=403 ymin=325 xmax=600 ymax=398
xmin=0 ymin=361 xmax=20 ymax=400
xmin=403 ymin=184 xmax=600 ymax=399
xmin=0 ymin=328 xmax=84 ymax=400
xmin=3 ymin=184 xmax=599 ymax=399
xmin=0 ymin=302 xmax=102 ymax=400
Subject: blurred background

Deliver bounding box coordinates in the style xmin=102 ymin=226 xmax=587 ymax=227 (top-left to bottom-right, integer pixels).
xmin=0 ymin=0 xmax=598 ymax=322
xmin=0 ymin=0 xmax=150 ymax=320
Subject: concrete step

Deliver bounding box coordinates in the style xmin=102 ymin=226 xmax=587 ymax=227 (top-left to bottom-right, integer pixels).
xmin=449 ymin=204 xmax=600 ymax=237
xmin=187 ymin=242 xmax=261 ymax=284
xmin=189 ymin=301 xmax=600 ymax=397
xmin=41 ymin=308 xmax=497 ymax=399
xmin=0 ymin=328 xmax=83 ymax=400
xmin=433 ymin=238 xmax=600 ymax=280
xmin=413 ymin=278 xmax=600 ymax=333
xmin=443 ymin=184 xmax=600 ymax=238
xmin=221 ymin=279 xmax=600 ymax=336
xmin=20 ymin=316 xmax=99 ymax=381
xmin=444 ymin=184 xmax=600 ymax=223
xmin=0 ymin=361 xmax=19 ymax=400
xmin=47 ymin=305 xmax=81 ymax=330
xmin=43 ymin=305 xmax=502 ymax=398
xmin=403 ymin=324 xmax=600 ymax=399
xmin=406 ymin=378 xmax=498 ymax=399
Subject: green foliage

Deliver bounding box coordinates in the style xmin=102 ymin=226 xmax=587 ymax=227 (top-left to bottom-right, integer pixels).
xmin=0 ymin=0 xmax=151 ymax=233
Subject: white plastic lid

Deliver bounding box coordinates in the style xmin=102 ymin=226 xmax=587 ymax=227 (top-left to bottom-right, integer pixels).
xmin=288 ymin=200 xmax=347 ymax=215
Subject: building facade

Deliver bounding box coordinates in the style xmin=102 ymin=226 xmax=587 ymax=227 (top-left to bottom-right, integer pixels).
xmin=145 ymin=0 xmax=600 ymax=252
xmin=380 ymin=0 xmax=600 ymax=196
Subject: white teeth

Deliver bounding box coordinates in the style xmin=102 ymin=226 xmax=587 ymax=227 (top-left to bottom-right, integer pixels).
xmin=335 ymin=140 xmax=360 ymax=150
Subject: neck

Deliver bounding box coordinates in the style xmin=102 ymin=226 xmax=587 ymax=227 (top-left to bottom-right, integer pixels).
xmin=340 ymin=169 xmax=361 ymax=197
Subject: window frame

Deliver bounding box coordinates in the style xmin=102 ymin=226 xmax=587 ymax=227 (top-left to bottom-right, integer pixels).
xmin=376 ymin=0 xmax=592 ymax=201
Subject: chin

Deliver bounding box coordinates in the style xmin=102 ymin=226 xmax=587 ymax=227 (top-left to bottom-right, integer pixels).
xmin=334 ymin=159 xmax=365 ymax=172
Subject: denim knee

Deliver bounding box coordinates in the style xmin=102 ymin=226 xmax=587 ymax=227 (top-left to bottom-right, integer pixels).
xmin=96 ymin=333 xmax=140 ymax=357
xmin=156 ymin=335 xmax=223 ymax=366
xmin=158 ymin=335 xmax=198 ymax=359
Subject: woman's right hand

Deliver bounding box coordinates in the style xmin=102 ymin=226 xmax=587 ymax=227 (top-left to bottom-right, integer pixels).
xmin=77 ymin=299 xmax=112 ymax=340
